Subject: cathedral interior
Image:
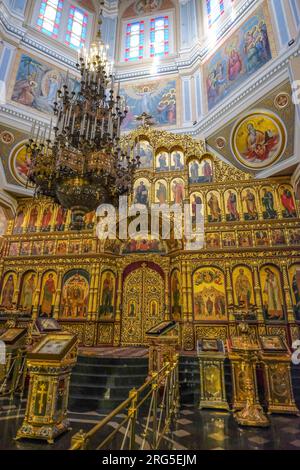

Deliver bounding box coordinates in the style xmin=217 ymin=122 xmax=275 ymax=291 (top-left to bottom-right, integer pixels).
xmin=0 ymin=0 xmax=300 ymax=454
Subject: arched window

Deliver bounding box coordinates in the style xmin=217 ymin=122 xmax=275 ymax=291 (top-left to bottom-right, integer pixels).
xmin=35 ymin=0 xmax=92 ymax=51
xmin=37 ymin=0 xmax=64 ymax=39
xmin=125 ymin=21 xmax=145 ymax=61
xmin=150 ymin=16 xmax=169 ymax=57
xmin=206 ymin=0 xmax=225 ymax=28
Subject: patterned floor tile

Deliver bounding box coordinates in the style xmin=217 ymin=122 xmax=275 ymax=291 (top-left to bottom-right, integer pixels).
xmin=247 ymin=436 xmax=270 ymax=445
xmin=289 ymin=439 xmax=300 ymax=448
xmin=172 ymin=429 xmax=191 ymax=437
xmin=176 ymin=418 xmax=193 ymax=425
xmin=281 ymin=426 xmax=300 ymax=435
xmin=208 ymin=432 xmax=229 ymax=442
xmin=180 ymin=410 xmax=194 ymax=416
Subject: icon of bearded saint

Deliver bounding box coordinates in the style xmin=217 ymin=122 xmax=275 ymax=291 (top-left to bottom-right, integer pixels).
xmin=244 ymin=122 xmax=279 ymax=162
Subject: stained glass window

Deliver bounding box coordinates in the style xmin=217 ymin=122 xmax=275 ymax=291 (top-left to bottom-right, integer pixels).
xmin=150 ymin=16 xmax=169 ymax=57
xmin=206 ymin=0 xmax=225 ymax=28
xmin=37 ymin=0 xmax=63 ymax=39
xmin=65 ymin=5 xmax=88 ymax=50
xmin=125 ymin=21 xmax=144 ymax=61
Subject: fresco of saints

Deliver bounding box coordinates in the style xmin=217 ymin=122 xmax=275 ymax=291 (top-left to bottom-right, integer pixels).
xmin=242 ymin=189 xmax=258 ymax=220
xmin=156 ymin=182 xmax=167 ymax=205
xmin=134 ymin=181 xmax=149 ymax=205
xmin=228 ymin=48 xmax=242 ymax=81
xmin=235 ymin=268 xmax=252 ymax=307
xmin=41 ymin=206 xmax=52 ymax=232
xmin=263 ymin=268 xmax=283 ymax=319
xmin=226 ymin=191 xmax=240 ymax=221
xmin=157 ymin=152 xmax=169 ymax=171
xmin=208 ymin=193 xmax=221 ymax=222
xmin=40 ymin=273 xmax=56 ymax=317
xmin=192 ymin=194 xmax=202 ymax=223
xmin=172 ymin=180 xmax=184 ymax=204
xmin=1 ymin=275 xmax=14 ymax=309
xmin=171 ymin=271 xmax=181 ymax=320
xmin=27 ymin=206 xmax=38 ymax=232
xmin=21 ymin=274 xmax=36 ymax=313
xmin=262 ymin=189 xmax=277 ymax=219
xmin=203 ymin=160 xmax=213 ymax=183
xmin=292 ymin=269 xmax=300 ymax=319
xmin=281 ymin=188 xmax=296 ymax=218
xmin=100 ymin=272 xmax=114 ymax=318
xmin=172 ymin=151 xmax=184 ymax=171
xmin=138 ymin=142 xmax=153 ymax=168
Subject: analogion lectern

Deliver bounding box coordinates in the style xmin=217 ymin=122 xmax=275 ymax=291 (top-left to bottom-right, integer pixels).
xmin=16 ymin=332 xmax=78 ymax=444
xmin=145 ymin=320 xmax=178 ymax=374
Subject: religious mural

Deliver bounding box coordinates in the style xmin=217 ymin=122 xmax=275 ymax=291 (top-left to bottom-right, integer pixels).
xmin=207 ymin=191 xmax=221 ymax=222
xmin=19 ymin=271 xmax=36 ymax=313
xmin=279 ymin=185 xmax=297 ymax=218
xmin=156 ymin=150 xmax=170 ymax=171
xmin=170 ymin=150 xmax=184 ymax=171
xmin=241 ymin=188 xmax=258 ymax=220
xmin=233 ymin=266 xmax=254 ymax=307
xmin=171 ymin=178 xmax=185 ymax=204
xmin=193 ymin=268 xmax=227 ymax=321
xmin=10 ymin=143 xmax=31 ymax=187
xmin=99 ymin=271 xmax=115 ymax=320
xmin=155 ymin=180 xmax=168 ymax=204
xmin=11 ymin=53 xmax=79 ymax=114
xmin=231 ymin=112 xmax=286 ymax=169
xmin=121 ymin=79 xmax=177 ymax=130
xmin=60 ymin=270 xmax=89 ymax=318
xmin=261 ymin=186 xmax=277 ymax=219
xmin=137 ymin=141 xmax=153 ymax=169
xmin=204 ymin=4 xmax=274 ymax=110
xmin=0 ymin=272 xmax=17 ymax=310
xmin=39 ymin=271 xmax=57 ymax=318
xmin=122 ymin=236 xmax=165 ymax=254
xmin=190 ymin=192 xmax=204 ymax=224
xmin=260 ymin=265 xmax=285 ymax=321
xmin=225 ymin=189 xmax=240 ymax=221
xmin=133 ymin=178 xmax=150 ymax=205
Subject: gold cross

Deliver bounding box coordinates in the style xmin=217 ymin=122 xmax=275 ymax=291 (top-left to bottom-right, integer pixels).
xmin=36 ymin=383 xmax=47 ymax=415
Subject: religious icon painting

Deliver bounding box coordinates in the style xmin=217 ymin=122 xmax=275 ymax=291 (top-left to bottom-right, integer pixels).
xmin=55 ymin=206 xmax=68 ymax=231
xmin=171 ymin=178 xmax=185 ymax=204
xmin=255 ymin=230 xmax=269 ymax=247
xmin=279 ymin=185 xmax=297 ymax=218
xmin=150 ymin=300 xmax=159 ymax=318
xmin=9 ymin=242 xmax=19 ymax=257
xmin=170 ymin=149 xmax=184 ymax=171
xmin=123 ymin=236 xmax=165 ymax=254
xmin=231 ymin=111 xmax=286 ymax=169
xmin=84 ymin=211 xmax=95 ymax=229
xmin=241 ymin=188 xmax=258 ymax=220
xmin=156 ymin=150 xmax=170 ymax=172
xmin=0 ymin=272 xmax=17 ymax=310
xmin=272 ymin=229 xmax=286 ymax=246
xmin=238 ymin=231 xmax=253 ymax=248
xmin=207 ymin=191 xmax=221 ymax=223
xmin=27 ymin=206 xmax=39 ymax=233
xmin=9 ymin=143 xmax=33 ymax=188
xmin=57 ymin=241 xmax=68 ymax=255
xmin=127 ymin=299 xmax=137 ymax=318
xmin=43 ymin=240 xmax=55 ymax=255
xmin=19 ymin=271 xmax=37 ymax=314
xmin=20 ymin=241 xmax=31 ymax=256
xmin=171 ymin=269 xmax=181 ymax=321
xmin=40 ymin=205 xmax=53 ymax=232
xmin=13 ymin=207 xmax=25 ymax=234
xmin=205 ymin=232 xmax=221 ymax=249
xmin=154 ymin=179 xmax=168 ymax=205
xmin=189 ymin=158 xmax=213 ymax=184
xmin=32 ymin=240 xmax=42 ymax=256
xmin=68 ymin=240 xmax=81 ymax=254
xmin=232 ymin=266 xmax=254 ymax=308
xmin=82 ymin=239 xmax=95 ymax=254
xmin=39 ymin=271 xmax=57 ymax=318
xmin=260 ymin=265 xmax=285 ymax=321
xmin=289 ymin=265 xmax=300 ymax=321
xmin=193 ymin=267 xmax=227 ymax=321
xmin=137 ymin=140 xmax=153 ymax=169
xmin=99 ymin=271 xmax=116 ymax=321
xmin=222 ymin=232 xmax=236 ymax=248
xmin=224 ymin=189 xmax=240 ymax=222
xmin=60 ymin=270 xmax=89 ymax=319
xmin=190 ymin=192 xmax=204 ymax=224
xmin=289 ymin=229 xmax=300 ymax=245
xmin=260 ymin=187 xmax=278 ymax=219
xmin=133 ymin=178 xmax=150 ymax=206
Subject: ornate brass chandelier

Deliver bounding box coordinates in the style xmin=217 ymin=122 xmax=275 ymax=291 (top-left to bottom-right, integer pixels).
xmin=26 ymin=9 xmax=140 ymax=229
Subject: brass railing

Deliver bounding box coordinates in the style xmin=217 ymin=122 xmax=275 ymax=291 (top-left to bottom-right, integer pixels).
xmin=70 ymin=355 xmax=179 ymax=450
xmin=0 ymin=348 xmax=27 ymax=397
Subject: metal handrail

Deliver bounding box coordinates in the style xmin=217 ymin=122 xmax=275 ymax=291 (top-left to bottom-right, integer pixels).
xmin=70 ymin=355 xmax=179 ymax=450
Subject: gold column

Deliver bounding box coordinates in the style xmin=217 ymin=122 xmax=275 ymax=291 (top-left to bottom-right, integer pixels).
xmin=253 ymin=263 xmax=263 ymax=321
xmin=164 ymin=269 xmax=170 ymax=320
xmin=220 ymin=187 xmax=226 ymax=223
xmin=53 ymin=268 xmax=63 ymax=319
xmin=181 ymin=260 xmax=189 ymax=322
xmin=32 ymin=270 xmax=43 ymax=319
xmin=186 ymin=262 xmax=193 ymax=322
xmin=14 ymin=269 xmax=22 ymax=307
xmin=92 ymin=264 xmax=100 ymax=320
xmin=225 ymin=264 xmax=234 ymax=321
xmin=114 ymin=268 xmax=123 ymax=346
xmin=256 ymin=188 xmax=263 ymax=221
xmin=87 ymin=265 xmax=96 ymax=321
xmin=281 ymin=262 xmax=295 ymax=322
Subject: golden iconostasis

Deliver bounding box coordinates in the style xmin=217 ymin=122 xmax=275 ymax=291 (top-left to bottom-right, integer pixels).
xmin=0 ymin=128 xmax=299 ymax=350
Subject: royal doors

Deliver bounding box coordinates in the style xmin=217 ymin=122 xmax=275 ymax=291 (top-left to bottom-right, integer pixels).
xmin=121 ymin=264 xmax=164 ymax=346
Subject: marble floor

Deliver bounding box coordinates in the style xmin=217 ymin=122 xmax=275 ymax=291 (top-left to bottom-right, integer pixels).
xmin=1 ymin=397 xmax=300 ymax=450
